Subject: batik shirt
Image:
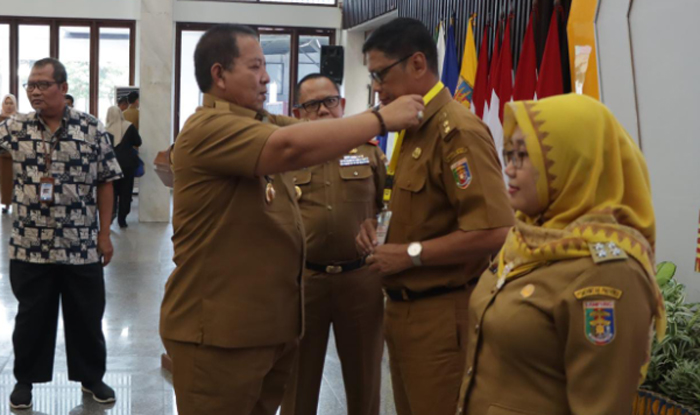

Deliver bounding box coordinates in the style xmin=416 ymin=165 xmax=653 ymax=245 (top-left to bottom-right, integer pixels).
xmin=0 ymin=107 xmax=123 ymax=265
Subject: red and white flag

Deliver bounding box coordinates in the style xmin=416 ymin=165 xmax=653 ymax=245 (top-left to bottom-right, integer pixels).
xmin=536 ymin=8 xmax=564 ymax=99
xmin=513 ymin=12 xmax=537 ymax=101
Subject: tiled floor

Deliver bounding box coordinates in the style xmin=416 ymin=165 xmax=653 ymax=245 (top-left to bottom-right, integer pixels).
xmin=0 ymin=199 xmax=397 ymax=415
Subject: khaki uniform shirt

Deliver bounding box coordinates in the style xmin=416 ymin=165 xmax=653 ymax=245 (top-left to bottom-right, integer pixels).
xmin=458 ymin=255 xmax=656 ymax=415
xmin=289 ymin=143 xmax=386 ymax=264
xmin=160 ymin=94 xmax=305 ymax=349
xmin=386 ymin=88 xmax=514 ymax=291
xmin=123 ymin=107 xmax=139 ymax=130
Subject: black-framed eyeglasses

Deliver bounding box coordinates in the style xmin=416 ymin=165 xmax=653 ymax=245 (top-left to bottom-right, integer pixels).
xmin=295 ymin=95 xmax=341 ymax=113
xmin=23 ymin=81 xmax=59 ymax=92
xmin=503 ymin=149 xmax=529 ymax=169
xmin=369 ymin=54 xmax=414 ymax=85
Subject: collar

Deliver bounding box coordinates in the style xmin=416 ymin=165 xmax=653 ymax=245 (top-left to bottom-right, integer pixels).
xmin=36 ymin=106 xmax=71 ymax=132
xmin=202 ymin=93 xmax=266 ymax=121
xmin=417 ymin=85 xmax=453 ymax=130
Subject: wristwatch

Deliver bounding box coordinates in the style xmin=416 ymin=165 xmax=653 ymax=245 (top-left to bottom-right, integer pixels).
xmin=407 ymin=242 xmax=423 ymax=267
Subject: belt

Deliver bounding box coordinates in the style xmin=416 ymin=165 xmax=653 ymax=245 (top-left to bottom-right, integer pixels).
xmin=305 ymin=258 xmax=366 ymax=275
xmin=384 ymin=278 xmax=479 ymax=302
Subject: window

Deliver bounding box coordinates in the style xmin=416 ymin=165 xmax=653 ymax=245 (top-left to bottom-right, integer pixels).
xmin=261 ymin=33 xmax=291 ymax=115
xmin=178 ymin=30 xmax=205 ymax=132
xmin=0 ymin=18 xmax=135 ymax=119
xmin=18 ymin=25 xmax=50 ymax=113
xmin=98 ymin=27 xmax=132 ymax=121
xmin=298 ymin=35 xmax=330 ymax=81
xmin=59 ymin=26 xmax=91 ymax=113
xmin=0 ymin=25 xmax=9 ymax=100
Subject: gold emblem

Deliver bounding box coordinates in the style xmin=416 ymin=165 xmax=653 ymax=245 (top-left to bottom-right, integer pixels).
xmin=520 ymin=284 xmax=535 ymax=298
xmin=295 ymin=185 xmax=302 ymax=201
xmin=412 ymin=147 xmax=422 ymax=160
xmin=265 ymin=182 xmax=276 ymax=204
xmin=350 ymin=148 xmax=358 ymax=154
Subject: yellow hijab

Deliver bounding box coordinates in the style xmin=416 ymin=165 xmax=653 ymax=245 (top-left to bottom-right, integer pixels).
xmin=500 ymin=94 xmax=665 ymax=344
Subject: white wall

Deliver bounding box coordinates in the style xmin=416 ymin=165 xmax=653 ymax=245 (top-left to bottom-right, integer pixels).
xmin=173 ymin=1 xmax=341 ymax=28
xmin=0 ymin=0 xmax=140 ymax=20
xmin=595 ymin=0 xmax=639 ymax=145
xmin=628 ymin=0 xmax=700 ymax=299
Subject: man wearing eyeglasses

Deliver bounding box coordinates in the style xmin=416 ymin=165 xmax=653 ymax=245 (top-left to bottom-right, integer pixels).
xmin=355 ymin=18 xmax=515 ymax=415
xmin=0 ymin=58 xmax=122 ymax=409
xmin=280 ymin=73 xmax=386 ymax=415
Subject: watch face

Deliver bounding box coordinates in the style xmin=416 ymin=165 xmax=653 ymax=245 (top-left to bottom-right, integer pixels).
xmin=408 ymin=243 xmax=421 ymax=256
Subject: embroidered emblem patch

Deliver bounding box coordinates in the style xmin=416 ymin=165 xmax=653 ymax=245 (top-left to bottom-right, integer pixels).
xmin=584 ymin=300 xmax=616 ymax=346
xmin=450 ymin=157 xmax=472 ymax=189
xmin=575 ymin=286 xmax=623 ymax=300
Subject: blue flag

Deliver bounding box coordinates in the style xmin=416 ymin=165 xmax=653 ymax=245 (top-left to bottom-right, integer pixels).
xmin=442 ymin=19 xmax=460 ymax=95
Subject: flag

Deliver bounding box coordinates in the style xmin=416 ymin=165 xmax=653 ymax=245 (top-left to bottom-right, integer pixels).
xmin=484 ymin=20 xmax=502 ymax=122
xmin=472 ymin=22 xmax=491 ymax=118
xmin=436 ymin=22 xmax=446 ymax=78
xmin=497 ymin=16 xmax=514 ymax=122
xmin=485 ymin=19 xmax=505 ymax=168
xmin=442 ymin=19 xmax=460 ymax=95
xmin=557 ymin=5 xmax=572 ymax=94
xmin=455 ymin=15 xmax=478 ymax=108
xmin=513 ymin=12 xmax=537 ymax=100
xmin=536 ymin=8 xmax=564 ymax=99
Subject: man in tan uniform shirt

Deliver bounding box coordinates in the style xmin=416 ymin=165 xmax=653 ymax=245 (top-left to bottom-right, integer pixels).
xmin=357 ymin=18 xmax=515 ymax=415
xmin=159 ymin=25 xmax=425 ymax=415
xmin=281 ymin=74 xmax=386 ymax=415
xmin=122 ymin=91 xmax=139 ymax=130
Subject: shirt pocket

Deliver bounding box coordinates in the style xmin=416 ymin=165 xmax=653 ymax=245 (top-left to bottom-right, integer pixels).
xmin=392 ymin=172 xmax=426 ymax=224
xmin=339 ymin=165 xmax=373 ymax=202
xmin=486 ymin=404 xmax=543 ymax=415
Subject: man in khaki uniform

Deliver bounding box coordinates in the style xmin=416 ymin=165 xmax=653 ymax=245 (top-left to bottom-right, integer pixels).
xmin=280 ymin=74 xmax=386 ymax=415
xmin=356 ymin=18 xmax=515 ymax=415
xmin=159 ymin=24 xmax=424 ymax=415
xmin=122 ymin=91 xmax=139 ymax=130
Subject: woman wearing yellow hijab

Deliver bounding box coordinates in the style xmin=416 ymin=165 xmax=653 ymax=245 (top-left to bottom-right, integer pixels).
xmin=457 ymin=94 xmax=665 ymax=415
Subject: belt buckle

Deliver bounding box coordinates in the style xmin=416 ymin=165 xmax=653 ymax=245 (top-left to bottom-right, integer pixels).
xmin=326 ymin=265 xmax=343 ymax=274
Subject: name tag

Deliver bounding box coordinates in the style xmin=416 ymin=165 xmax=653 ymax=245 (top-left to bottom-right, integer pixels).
xmin=39 ymin=177 xmax=55 ymax=204
xmin=340 ymin=155 xmax=370 ymax=167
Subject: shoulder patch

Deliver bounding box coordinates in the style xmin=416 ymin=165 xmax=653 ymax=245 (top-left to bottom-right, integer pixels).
xmin=584 ymin=300 xmax=616 ymax=346
xmin=575 ymin=286 xmax=623 ymax=300
xmin=588 ymin=242 xmax=628 ymax=264
xmin=450 ymin=157 xmax=472 ymax=189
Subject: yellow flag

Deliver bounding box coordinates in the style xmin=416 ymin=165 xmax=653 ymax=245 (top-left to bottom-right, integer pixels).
xmin=454 ymin=15 xmax=478 ymax=108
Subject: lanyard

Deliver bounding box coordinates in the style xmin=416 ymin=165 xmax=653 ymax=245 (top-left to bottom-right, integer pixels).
xmin=40 ymin=124 xmax=61 ymax=176
xmin=383 ymin=81 xmax=445 ymax=204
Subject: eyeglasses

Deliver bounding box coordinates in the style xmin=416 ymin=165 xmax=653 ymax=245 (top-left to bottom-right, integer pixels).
xmin=369 ymin=54 xmax=414 ymax=85
xmin=295 ymin=95 xmax=341 ymax=113
xmin=503 ymin=149 xmax=529 ymax=169
xmin=23 ymin=81 xmax=59 ymax=92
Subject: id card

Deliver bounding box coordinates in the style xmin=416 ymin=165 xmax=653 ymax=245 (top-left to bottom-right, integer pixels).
xmin=39 ymin=177 xmax=55 ymax=204
xmin=376 ymin=210 xmax=392 ymax=245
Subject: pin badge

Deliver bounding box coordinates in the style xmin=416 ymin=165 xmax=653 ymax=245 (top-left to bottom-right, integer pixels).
xmin=295 ymin=185 xmax=302 ymax=201
xmin=412 ymin=147 xmax=422 ymax=160
xmin=265 ymin=182 xmax=276 ymax=204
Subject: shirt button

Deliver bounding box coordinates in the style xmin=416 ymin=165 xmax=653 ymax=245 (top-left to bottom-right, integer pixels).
xmin=474 ymin=324 xmax=480 ymax=334
xmin=467 ymin=367 xmax=473 ymax=376
xmin=325 ymin=181 xmax=331 ymax=186
xmin=327 ymin=205 xmax=333 ymax=211
xmin=353 ymin=171 xmax=359 ymax=176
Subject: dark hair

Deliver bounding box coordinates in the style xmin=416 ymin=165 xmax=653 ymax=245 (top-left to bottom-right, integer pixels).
xmin=362 ymin=18 xmax=439 ymax=75
xmin=194 ymin=24 xmax=259 ymax=93
xmin=33 ymin=58 xmax=68 ymax=84
xmin=64 ymin=94 xmax=74 ymax=102
xmin=295 ymin=73 xmax=341 ymax=104
xmin=118 ymin=96 xmax=128 ymax=105
xmin=127 ymin=91 xmax=139 ymax=104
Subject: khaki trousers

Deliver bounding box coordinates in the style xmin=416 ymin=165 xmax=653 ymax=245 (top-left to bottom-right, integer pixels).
xmin=164 ymin=339 xmax=298 ymax=415
xmin=281 ymin=266 xmax=384 ymax=415
xmin=384 ymin=286 xmax=474 ymax=415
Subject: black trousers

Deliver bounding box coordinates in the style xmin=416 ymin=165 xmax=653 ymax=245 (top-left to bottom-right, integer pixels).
xmin=113 ymin=175 xmax=135 ymax=224
xmin=10 ymin=260 xmax=107 ymax=384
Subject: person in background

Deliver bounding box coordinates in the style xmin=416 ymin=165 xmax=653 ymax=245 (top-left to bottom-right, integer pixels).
xmin=106 ymin=105 xmax=142 ymax=229
xmin=280 ymin=74 xmax=386 ymax=415
xmin=457 ymin=94 xmax=666 ymax=415
xmin=0 ymin=58 xmax=122 ymax=410
xmin=356 ymin=18 xmax=514 ymax=415
xmin=123 ymin=91 xmax=139 ymax=130
xmin=0 ymin=94 xmax=18 ymax=214
xmin=118 ymin=96 xmax=129 ymax=112
xmin=64 ymin=94 xmax=74 ymax=108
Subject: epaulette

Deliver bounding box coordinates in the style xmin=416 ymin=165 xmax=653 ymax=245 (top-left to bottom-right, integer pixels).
xmin=588 ymin=242 xmax=628 ymax=264
xmin=437 ymin=111 xmax=457 ymax=142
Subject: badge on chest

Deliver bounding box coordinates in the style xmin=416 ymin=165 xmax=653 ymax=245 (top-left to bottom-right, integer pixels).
xmin=39 ymin=177 xmax=55 ymax=204
xmin=340 ymin=155 xmax=370 ymax=167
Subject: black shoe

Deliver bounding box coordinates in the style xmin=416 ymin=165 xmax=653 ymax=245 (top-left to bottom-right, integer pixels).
xmin=9 ymin=382 xmax=32 ymax=410
xmin=81 ymin=381 xmax=116 ymax=404
xmin=118 ymin=221 xmax=128 ymax=229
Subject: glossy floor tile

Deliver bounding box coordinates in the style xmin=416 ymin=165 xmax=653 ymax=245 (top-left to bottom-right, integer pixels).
xmin=0 ymin=199 xmax=397 ymax=415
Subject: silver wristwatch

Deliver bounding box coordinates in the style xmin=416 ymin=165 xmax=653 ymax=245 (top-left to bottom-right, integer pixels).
xmin=407 ymin=242 xmax=423 ymax=267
